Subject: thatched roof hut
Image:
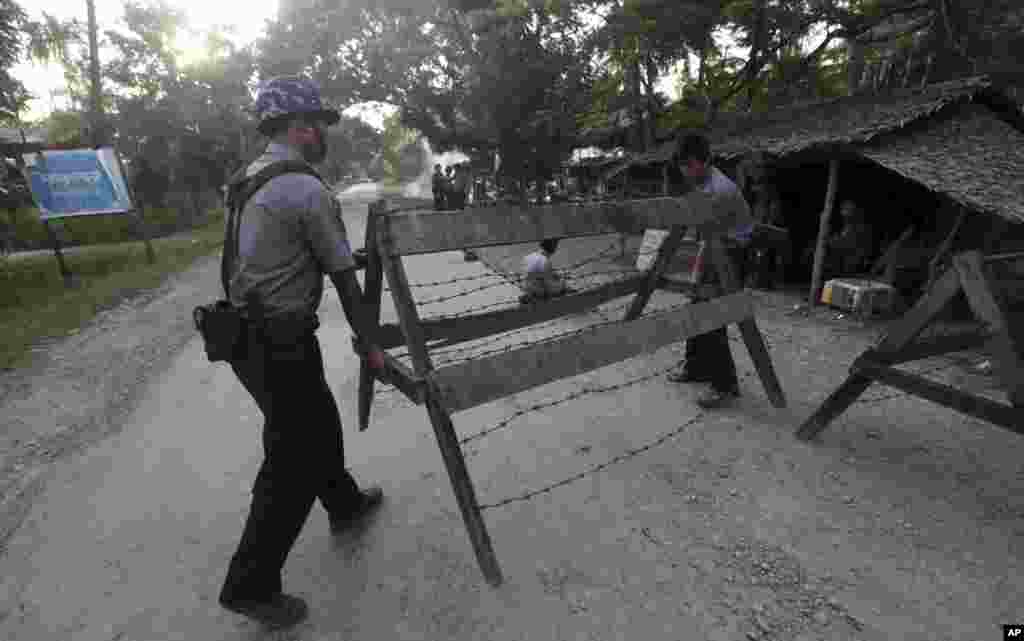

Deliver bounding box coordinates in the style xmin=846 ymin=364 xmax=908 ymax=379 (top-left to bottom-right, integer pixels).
xmin=609 ymin=75 xmax=1024 ymax=299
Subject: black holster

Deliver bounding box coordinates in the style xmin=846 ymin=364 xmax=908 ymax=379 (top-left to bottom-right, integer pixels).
xmin=193 ymin=300 xmax=244 ymax=363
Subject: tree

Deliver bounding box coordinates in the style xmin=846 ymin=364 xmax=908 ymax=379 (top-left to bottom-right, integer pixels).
xmin=0 ymin=0 xmax=79 ymax=123
xmin=258 ymin=0 xmax=599 ymax=193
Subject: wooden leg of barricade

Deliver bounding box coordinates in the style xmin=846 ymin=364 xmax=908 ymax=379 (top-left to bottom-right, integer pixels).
xmin=378 ymin=218 xmax=503 ymax=586
xmin=955 ymin=252 xmax=1024 ymax=407
xmin=358 ymin=202 xmax=386 ymax=431
xmin=795 ymin=374 xmax=874 ymax=441
xmin=737 ymin=318 xmax=786 ymax=408
xmin=797 ymin=252 xmax=1024 ymax=440
xmin=424 ymin=383 xmax=504 ymax=586
xmin=624 ymin=225 xmax=684 ymax=321
xmin=795 ymin=268 xmax=963 ymax=441
xmin=704 ymin=239 xmax=787 ymax=407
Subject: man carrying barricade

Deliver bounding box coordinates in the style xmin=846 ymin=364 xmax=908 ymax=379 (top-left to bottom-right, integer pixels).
xmin=215 ymin=76 xmax=387 ymax=628
xmin=665 ymin=132 xmax=756 ymax=409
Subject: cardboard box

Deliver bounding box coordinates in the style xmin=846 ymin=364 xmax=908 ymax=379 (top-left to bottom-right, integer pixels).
xmin=821 ymin=278 xmax=897 ymax=317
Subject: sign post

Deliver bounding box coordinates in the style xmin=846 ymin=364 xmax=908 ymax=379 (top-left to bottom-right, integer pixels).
xmin=21 ymin=146 xmax=150 ymax=284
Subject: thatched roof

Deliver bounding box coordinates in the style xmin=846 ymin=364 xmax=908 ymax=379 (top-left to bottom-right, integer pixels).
xmin=710 ymin=75 xmax=1012 ymax=160
xmin=860 ymin=103 xmax=1024 ymax=223
xmin=614 ymin=75 xmax=1024 ymax=223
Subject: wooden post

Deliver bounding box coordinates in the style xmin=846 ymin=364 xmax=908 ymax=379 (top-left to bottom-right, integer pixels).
xmin=809 ymin=159 xmax=840 ymax=306
xmin=43 ymin=220 xmax=74 ymax=287
xmin=357 ymin=201 xmax=385 ymax=431
xmin=378 ymin=215 xmax=503 ymax=587
xmin=136 ymin=210 xmax=156 ymax=264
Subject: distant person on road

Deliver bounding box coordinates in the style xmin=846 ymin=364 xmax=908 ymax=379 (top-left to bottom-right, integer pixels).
xmin=431 ymin=163 xmax=446 ymax=210
xmin=451 ymin=164 xmax=479 ymax=261
xmin=217 ymin=75 xmax=386 ymax=629
xmin=665 ymin=132 xmax=755 ymax=409
xmin=519 ymin=238 xmax=573 ymax=304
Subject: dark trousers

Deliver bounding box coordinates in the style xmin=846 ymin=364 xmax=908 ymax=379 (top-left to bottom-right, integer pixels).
xmin=681 ymin=247 xmax=745 ymax=393
xmin=220 ymin=324 xmax=361 ymax=602
xmin=433 ymin=192 xmax=445 ymax=210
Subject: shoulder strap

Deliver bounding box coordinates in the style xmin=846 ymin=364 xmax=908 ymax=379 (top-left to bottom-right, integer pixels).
xmin=221 ymin=160 xmax=324 ymax=299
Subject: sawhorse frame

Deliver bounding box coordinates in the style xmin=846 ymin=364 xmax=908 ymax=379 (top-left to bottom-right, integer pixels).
xmin=798 ymin=250 xmax=1024 ymax=440
xmin=355 ymin=196 xmax=788 ymax=585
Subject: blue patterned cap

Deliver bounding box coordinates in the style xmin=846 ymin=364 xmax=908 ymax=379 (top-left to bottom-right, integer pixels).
xmin=254 ymin=76 xmax=340 ymax=135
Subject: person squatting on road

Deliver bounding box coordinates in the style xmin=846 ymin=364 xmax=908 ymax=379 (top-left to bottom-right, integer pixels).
xmin=218 ymin=76 xmax=387 ymax=628
xmin=666 ymin=133 xmax=756 ymax=409
xmin=519 ymin=238 xmax=573 ymax=304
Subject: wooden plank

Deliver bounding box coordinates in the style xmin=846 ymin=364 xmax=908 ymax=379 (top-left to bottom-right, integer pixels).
xmin=861 ymin=331 xmax=992 ymax=366
xmin=795 ymin=374 xmax=875 ymax=441
xmin=955 ymin=252 xmax=1005 ymax=329
xmin=376 ymin=192 xmax=758 ymax=255
xmin=809 ymin=159 xmax=840 ymax=305
xmin=657 ymin=276 xmax=719 ymax=299
xmin=873 ymin=265 xmax=963 ymax=354
xmin=433 ymin=291 xmax=755 ymax=413
xmin=377 ymin=274 xmax=649 ymax=349
xmin=853 ymin=360 xmax=1024 ymax=432
xmin=378 ymin=214 xmax=503 ymax=587
xmin=737 ymin=318 xmax=786 ymax=408
xmin=871 ymin=224 xmax=915 ymax=278
xmin=625 ymin=226 xmax=686 ymax=321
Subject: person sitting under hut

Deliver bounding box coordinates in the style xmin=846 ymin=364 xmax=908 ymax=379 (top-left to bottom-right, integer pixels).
xmin=826 ymin=200 xmax=874 ymax=275
xmin=519 ymin=238 xmax=574 ymax=304
xmin=802 ymin=200 xmax=874 ymax=277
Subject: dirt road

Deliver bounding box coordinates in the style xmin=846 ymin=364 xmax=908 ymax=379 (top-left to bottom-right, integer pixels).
xmin=0 ymin=192 xmax=1021 ymax=640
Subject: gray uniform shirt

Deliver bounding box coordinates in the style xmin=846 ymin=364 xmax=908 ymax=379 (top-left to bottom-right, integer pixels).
xmin=227 ymin=142 xmax=355 ymax=318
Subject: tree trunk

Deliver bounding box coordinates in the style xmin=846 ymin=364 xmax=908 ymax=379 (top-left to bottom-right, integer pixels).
xmin=847 ymin=38 xmax=866 ymax=95
xmin=744 ymin=0 xmax=767 ymax=110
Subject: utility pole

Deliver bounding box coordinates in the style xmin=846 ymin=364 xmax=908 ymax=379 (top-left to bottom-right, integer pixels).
xmin=86 ymin=0 xmax=104 ymax=147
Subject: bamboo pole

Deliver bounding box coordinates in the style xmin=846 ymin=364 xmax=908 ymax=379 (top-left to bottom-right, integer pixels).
xmin=809 ymin=159 xmax=840 ymax=306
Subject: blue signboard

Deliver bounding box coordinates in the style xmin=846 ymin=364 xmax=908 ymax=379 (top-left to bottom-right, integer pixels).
xmin=22 ymin=147 xmax=134 ymax=220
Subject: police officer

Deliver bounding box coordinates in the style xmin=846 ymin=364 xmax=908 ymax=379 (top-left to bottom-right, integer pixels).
xmin=218 ymin=76 xmax=387 ymax=628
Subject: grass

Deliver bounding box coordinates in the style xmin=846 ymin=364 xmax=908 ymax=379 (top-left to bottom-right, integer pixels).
xmin=0 ymin=209 xmax=226 ymax=371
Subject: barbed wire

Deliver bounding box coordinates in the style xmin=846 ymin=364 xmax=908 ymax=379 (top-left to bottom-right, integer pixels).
xmin=459 ymin=361 xmax=681 ymax=447
xmin=425 ymin=298 xmax=692 ymax=366
xmin=478 ymin=412 xmax=705 ymax=509
xmin=387 ymin=271 xmax=505 ymax=291
xmin=414 ymin=278 xmax=518 ymax=307
xmin=419 ymin=287 xmax=645 ymax=362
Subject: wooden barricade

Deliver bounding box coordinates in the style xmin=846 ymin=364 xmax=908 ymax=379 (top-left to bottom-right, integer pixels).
xmin=798 ymin=250 xmax=1024 ymax=441
xmin=356 ymin=196 xmax=788 ymax=586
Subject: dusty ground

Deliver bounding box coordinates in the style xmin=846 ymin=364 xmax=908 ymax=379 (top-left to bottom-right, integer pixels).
xmin=0 ymin=201 xmax=1021 ymax=640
